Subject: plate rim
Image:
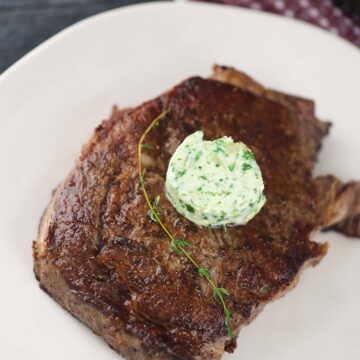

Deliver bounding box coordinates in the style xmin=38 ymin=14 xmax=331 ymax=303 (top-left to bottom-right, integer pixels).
xmin=1 ymin=1 xmax=359 ymax=88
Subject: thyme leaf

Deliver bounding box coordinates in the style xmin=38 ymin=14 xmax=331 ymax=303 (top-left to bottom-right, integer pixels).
xmin=154 ymin=195 xmax=160 ymax=207
xmin=198 ymin=268 xmax=211 ymax=278
xmin=141 ymin=143 xmax=153 ymax=150
xmin=171 ymin=239 xmax=190 ymax=255
xmin=213 ymin=287 xmax=230 ymax=302
xmin=148 ymin=195 xmax=161 ymax=222
xmin=224 ymin=308 xmax=234 ymax=338
xmin=176 ymin=239 xmax=190 ymax=248
xmin=139 ymin=169 xmax=146 ymax=189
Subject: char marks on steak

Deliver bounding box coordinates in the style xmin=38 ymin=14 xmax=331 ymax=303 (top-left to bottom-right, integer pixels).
xmin=33 ymin=66 xmax=360 ymax=360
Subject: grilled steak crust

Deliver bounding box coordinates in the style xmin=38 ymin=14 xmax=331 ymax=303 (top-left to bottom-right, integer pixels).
xmin=211 ymin=65 xmax=360 ymax=237
xmin=34 ymin=67 xmax=360 ymax=359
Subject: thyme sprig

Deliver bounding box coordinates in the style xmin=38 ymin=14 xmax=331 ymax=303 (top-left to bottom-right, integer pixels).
xmin=137 ymin=111 xmax=235 ymax=338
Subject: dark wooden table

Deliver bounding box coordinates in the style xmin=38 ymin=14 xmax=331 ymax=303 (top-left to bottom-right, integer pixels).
xmin=0 ymin=0 xmax=158 ymax=72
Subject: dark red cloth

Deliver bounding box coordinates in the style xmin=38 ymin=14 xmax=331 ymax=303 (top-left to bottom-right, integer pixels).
xmin=202 ymin=0 xmax=360 ymax=47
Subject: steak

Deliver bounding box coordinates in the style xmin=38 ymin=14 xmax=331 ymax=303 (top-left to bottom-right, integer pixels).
xmin=33 ymin=66 xmax=360 ymax=360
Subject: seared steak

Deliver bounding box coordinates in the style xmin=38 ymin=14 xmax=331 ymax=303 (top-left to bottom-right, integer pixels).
xmin=33 ymin=66 xmax=360 ymax=360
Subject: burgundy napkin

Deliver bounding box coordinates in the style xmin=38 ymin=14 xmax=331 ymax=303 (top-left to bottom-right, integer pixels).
xmin=202 ymin=0 xmax=360 ymax=47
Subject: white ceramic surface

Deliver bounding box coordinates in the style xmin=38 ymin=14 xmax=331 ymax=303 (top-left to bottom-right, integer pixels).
xmin=0 ymin=2 xmax=360 ymax=359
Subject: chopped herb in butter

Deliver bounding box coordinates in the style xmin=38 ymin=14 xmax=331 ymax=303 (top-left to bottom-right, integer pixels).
xmin=165 ymin=131 xmax=266 ymax=227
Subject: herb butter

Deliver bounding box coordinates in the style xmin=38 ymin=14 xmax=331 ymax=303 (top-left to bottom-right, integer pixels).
xmin=165 ymin=131 xmax=266 ymax=227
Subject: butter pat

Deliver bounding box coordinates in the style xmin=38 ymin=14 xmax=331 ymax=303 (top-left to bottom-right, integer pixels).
xmin=165 ymin=131 xmax=266 ymax=227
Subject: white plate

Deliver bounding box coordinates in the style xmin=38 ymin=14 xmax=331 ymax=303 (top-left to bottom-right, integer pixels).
xmin=1 ymin=2 xmax=360 ymax=359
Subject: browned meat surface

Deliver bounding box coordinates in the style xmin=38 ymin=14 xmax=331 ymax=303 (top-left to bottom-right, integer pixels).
xmin=33 ymin=66 xmax=360 ymax=360
xmin=211 ymin=65 xmax=360 ymax=236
